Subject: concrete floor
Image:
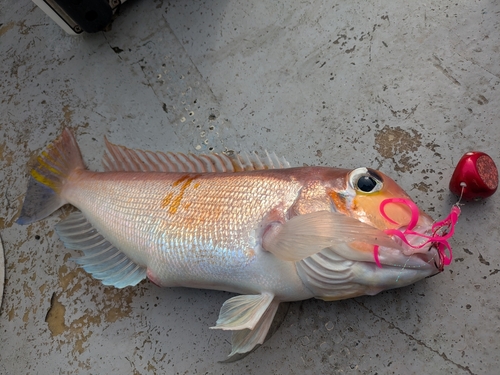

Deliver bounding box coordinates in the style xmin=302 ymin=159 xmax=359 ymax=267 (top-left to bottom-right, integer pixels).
xmin=1 ymin=0 xmax=499 ymax=374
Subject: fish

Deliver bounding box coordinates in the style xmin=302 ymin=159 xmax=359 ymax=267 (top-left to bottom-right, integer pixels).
xmin=17 ymin=129 xmax=458 ymax=357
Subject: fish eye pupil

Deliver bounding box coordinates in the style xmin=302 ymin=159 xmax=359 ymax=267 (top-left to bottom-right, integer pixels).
xmin=357 ymin=176 xmax=377 ymax=192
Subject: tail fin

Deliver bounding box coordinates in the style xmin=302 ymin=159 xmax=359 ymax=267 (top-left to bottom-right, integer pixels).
xmin=17 ymin=129 xmax=85 ymax=225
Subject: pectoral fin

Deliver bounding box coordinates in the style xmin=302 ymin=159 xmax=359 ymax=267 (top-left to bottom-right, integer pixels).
xmin=211 ymin=293 xmax=274 ymax=331
xmin=262 ymin=210 xmax=401 ymax=262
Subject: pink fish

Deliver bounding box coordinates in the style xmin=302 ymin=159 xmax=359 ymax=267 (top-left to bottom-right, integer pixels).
xmin=17 ymin=129 xmax=457 ymax=357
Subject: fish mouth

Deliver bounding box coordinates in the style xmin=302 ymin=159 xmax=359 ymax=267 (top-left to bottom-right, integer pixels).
xmin=379 ymin=225 xmax=443 ymax=273
xmin=374 ymin=198 xmax=458 ymax=273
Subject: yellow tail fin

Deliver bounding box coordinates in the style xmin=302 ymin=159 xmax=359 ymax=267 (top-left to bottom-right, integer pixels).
xmin=17 ymin=129 xmax=85 ymax=225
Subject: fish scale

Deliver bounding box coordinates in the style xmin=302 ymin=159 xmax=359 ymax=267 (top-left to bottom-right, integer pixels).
xmin=64 ymin=172 xmax=301 ymax=289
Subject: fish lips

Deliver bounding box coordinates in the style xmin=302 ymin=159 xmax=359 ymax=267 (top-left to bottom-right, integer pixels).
xmin=378 ymin=226 xmax=443 ymax=274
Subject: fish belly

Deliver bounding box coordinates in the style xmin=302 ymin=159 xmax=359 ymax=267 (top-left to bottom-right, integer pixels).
xmin=62 ymin=170 xmax=313 ymax=299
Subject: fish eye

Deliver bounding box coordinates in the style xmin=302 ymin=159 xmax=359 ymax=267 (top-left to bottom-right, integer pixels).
xmin=349 ymin=167 xmax=384 ymax=194
xmin=357 ymin=175 xmax=378 ymax=192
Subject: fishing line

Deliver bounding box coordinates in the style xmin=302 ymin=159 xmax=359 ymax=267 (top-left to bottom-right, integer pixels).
xmin=373 ymin=198 xmax=460 ymax=268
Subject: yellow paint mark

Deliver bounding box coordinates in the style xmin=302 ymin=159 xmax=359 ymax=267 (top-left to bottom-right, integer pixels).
xmin=46 ymin=294 xmax=67 ymax=336
xmin=193 ymin=182 xmax=200 ymax=189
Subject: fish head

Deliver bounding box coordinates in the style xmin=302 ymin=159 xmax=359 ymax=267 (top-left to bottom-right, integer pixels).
xmin=328 ymin=167 xmax=456 ymax=280
xmin=341 ymin=167 xmax=432 ymax=231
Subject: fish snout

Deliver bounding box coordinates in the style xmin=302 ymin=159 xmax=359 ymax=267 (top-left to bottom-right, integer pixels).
xmin=391 ymin=225 xmax=443 ymax=272
xmin=406 ymin=245 xmax=443 ymax=273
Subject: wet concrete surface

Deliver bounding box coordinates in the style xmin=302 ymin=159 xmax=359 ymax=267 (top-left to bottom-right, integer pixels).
xmin=1 ymin=0 xmax=499 ymax=374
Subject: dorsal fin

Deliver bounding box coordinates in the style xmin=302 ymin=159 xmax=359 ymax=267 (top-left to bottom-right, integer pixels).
xmin=103 ymin=137 xmax=290 ymax=173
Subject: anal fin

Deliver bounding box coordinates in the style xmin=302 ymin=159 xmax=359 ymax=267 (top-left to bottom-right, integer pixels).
xmin=55 ymin=212 xmax=146 ymax=288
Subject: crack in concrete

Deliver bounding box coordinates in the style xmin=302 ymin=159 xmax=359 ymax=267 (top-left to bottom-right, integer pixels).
xmin=432 ymin=54 xmax=461 ymax=86
xmin=161 ymin=13 xmax=221 ymax=104
xmin=136 ymin=62 xmax=182 ymax=142
xmin=102 ymin=33 xmax=123 ymax=61
xmin=453 ymin=48 xmax=500 ymax=81
xmin=354 ymin=300 xmax=475 ymax=375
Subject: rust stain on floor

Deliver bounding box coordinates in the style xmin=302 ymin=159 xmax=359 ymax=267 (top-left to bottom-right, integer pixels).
xmin=0 ymin=21 xmax=15 ymax=37
xmin=61 ymin=105 xmax=74 ymax=127
xmin=43 ymin=252 xmax=140 ymax=355
xmin=374 ymin=125 xmax=422 ymax=172
xmin=46 ymin=293 xmax=67 ymax=336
